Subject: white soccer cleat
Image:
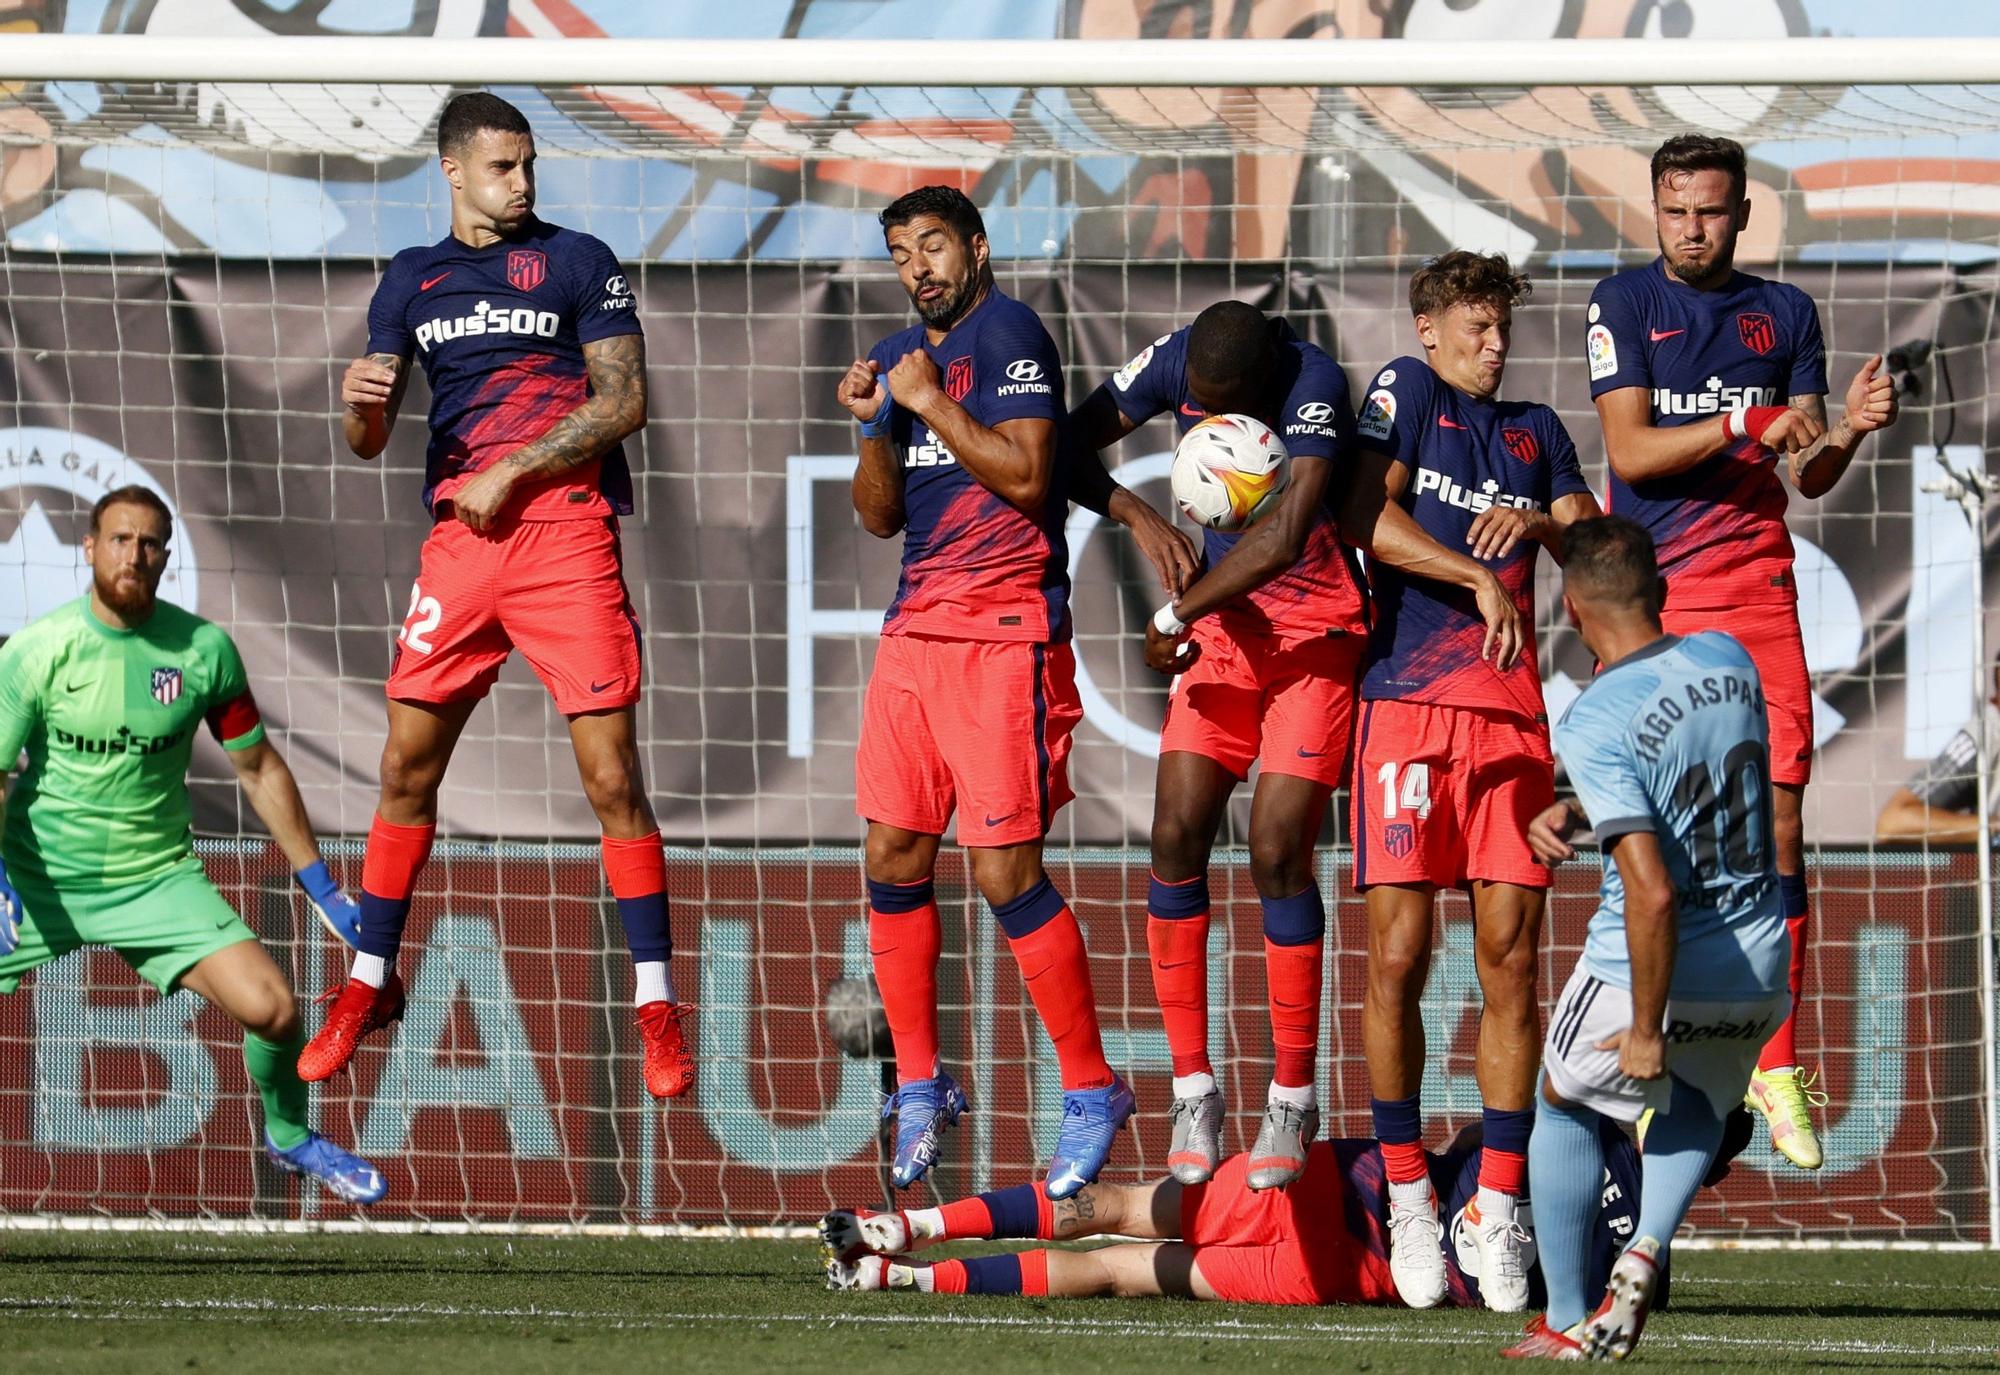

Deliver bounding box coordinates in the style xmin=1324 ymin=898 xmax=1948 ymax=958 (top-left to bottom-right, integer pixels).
xmin=1580 ymin=1236 xmax=1662 ymax=1360
xmin=819 ymin=1208 xmax=914 ymax=1260
xmin=1388 ymin=1185 xmax=1450 ymax=1309
xmin=825 ymin=1253 xmax=920 ymax=1292
xmin=1465 ymin=1197 xmax=1533 ymax=1313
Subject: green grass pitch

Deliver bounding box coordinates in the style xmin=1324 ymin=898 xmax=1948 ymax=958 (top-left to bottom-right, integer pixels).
xmin=4 ymin=1232 xmax=1997 ymax=1372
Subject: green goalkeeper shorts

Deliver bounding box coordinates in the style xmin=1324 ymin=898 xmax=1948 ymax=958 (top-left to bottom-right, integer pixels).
xmin=0 ymin=856 xmax=258 ymax=995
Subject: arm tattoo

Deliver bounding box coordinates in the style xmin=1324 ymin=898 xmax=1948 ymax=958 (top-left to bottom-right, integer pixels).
xmin=501 ymin=333 xmax=647 ymax=480
xmin=365 ymin=351 xmax=403 ymax=372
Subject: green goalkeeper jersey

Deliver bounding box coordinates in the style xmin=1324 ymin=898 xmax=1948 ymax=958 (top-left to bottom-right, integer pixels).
xmin=0 ymin=597 xmax=267 ymax=888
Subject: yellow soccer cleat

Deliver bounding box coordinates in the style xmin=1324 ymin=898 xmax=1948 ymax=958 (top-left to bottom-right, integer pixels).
xmin=1745 ymin=1067 xmax=1828 ymax=1170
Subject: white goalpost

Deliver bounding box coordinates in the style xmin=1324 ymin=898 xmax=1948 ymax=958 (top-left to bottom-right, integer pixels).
xmin=0 ymin=33 xmax=1996 ymax=1245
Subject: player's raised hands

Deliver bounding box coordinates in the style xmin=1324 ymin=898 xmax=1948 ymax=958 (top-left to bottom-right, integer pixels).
xmin=1470 ymin=569 xmax=1524 ymax=671
xmin=837 ymin=358 xmax=888 ymax=424
xmin=887 ymin=349 xmax=944 ymax=415
xmin=1527 ymin=799 xmax=1584 ymax=866
xmin=1757 ymin=406 xmax=1823 ymax=456
xmin=341 ymin=355 xmax=399 ymax=415
xmin=1464 ymin=506 xmax=1549 ymax=563
xmin=1844 ymin=354 xmax=1898 ymax=435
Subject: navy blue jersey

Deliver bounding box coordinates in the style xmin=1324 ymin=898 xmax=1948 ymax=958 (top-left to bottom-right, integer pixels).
xmin=1355 ymin=356 xmax=1590 ymax=720
xmin=367 ymin=217 xmax=642 ymax=520
xmin=1587 ymin=260 xmax=1826 ymax=608
xmin=1106 ymin=318 xmax=1367 ymax=640
xmin=1334 ymin=1122 xmax=1651 ymax=1310
xmin=866 ymin=288 xmax=1070 ymax=643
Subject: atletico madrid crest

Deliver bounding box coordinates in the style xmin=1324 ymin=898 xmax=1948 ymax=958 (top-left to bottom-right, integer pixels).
xmin=1737 ymin=312 xmax=1776 ymax=356
xmin=1501 ymin=427 xmax=1539 ymax=464
xmin=507 ymin=249 xmax=547 ymax=292
xmin=945 ymin=355 xmax=974 ymax=403
xmin=151 ymin=666 xmax=183 ymax=706
xmin=1384 ymin=823 xmax=1415 ymax=859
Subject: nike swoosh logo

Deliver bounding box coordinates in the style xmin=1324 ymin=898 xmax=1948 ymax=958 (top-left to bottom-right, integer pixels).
xmin=1295 ymin=747 xmax=1326 ymax=758
xmin=983 ymin=809 xmax=1024 ymax=827
xmin=420 ymin=272 xmax=452 ymax=291
xmin=1649 ymin=328 xmax=1685 ymax=341
xmin=590 ymin=679 xmax=616 ymax=693
xmin=1179 ymin=403 xmax=1205 ymax=418
xmin=1438 ymin=416 xmax=1467 ymax=430
xmin=64 ymin=679 xmax=91 ymax=693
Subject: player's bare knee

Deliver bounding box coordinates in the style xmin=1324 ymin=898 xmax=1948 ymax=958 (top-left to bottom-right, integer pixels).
xmin=1368 ymin=941 xmax=1428 ymax=1001
xmin=864 ymin=828 xmax=931 ymax=884
xmin=579 ymin=758 xmax=647 ymax=827
xmin=1149 ymin=811 xmax=1208 ymax=880
xmin=237 ymin=978 xmax=298 ymax=1041
xmin=1246 ymin=830 xmax=1309 ymax=897
xmin=377 ymin=739 xmax=445 ymax=808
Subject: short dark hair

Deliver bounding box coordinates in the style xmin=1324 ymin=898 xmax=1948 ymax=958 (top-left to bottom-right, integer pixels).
xmin=1409 ymin=250 xmax=1530 ymax=319
xmin=1186 ymin=301 xmax=1273 ymax=390
xmin=90 ymin=484 xmax=172 ymax=540
xmin=1651 ymin=133 xmax=1747 ymax=203
xmin=879 ymin=185 xmax=986 ymax=246
xmin=438 ymin=92 xmax=532 ymax=159
xmin=1561 ymin=515 xmax=1663 ymax=616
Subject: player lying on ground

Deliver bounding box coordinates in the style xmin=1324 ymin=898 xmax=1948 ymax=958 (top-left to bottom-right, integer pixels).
xmin=839 ymin=185 xmax=1125 ymax=1199
xmin=1341 ymin=251 xmax=1601 ymax=1312
xmin=823 ymin=1113 xmax=1747 ymax=1308
xmin=1503 ymin=516 xmax=1792 ymax=1362
xmin=1587 ymin=133 xmax=1897 ymax=1170
xmin=311 ymin=91 xmax=692 ymax=1101
xmin=0 ymin=486 xmax=384 ymax=1203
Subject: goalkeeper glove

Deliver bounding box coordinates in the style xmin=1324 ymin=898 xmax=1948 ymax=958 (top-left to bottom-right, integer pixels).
xmin=0 ymin=856 xmax=18 ymax=957
xmin=295 ymin=859 xmax=362 ymax=949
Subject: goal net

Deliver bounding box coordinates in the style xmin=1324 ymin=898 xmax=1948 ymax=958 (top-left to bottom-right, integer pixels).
xmin=0 ymin=19 xmax=1996 ymax=1245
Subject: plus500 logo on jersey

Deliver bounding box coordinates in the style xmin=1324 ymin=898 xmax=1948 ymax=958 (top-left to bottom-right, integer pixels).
xmin=416 ymin=301 xmax=562 ymax=352
xmin=1651 ymin=376 xmax=1780 ymax=417
xmin=1412 ymin=469 xmax=1540 ymax=514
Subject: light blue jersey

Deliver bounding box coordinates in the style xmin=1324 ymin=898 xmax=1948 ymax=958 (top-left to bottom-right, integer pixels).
xmin=1555 ymin=631 xmax=1789 ymax=999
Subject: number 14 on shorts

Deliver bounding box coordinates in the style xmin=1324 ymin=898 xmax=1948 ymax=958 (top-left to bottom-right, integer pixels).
xmin=1376 ymin=761 xmax=1433 ymax=820
xmin=399 ymin=582 xmax=442 ymax=655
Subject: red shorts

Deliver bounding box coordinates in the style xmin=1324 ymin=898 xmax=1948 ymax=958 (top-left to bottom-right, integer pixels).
xmin=1351 ymin=699 xmax=1554 ymax=890
xmin=1660 ymin=604 xmax=1813 ymax=786
xmin=385 ymin=517 xmax=642 ymax=715
xmin=1181 ymin=1144 xmax=1395 ymax=1305
xmin=855 ymin=636 xmax=1081 ymax=848
xmin=1160 ymin=628 xmax=1362 ymax=788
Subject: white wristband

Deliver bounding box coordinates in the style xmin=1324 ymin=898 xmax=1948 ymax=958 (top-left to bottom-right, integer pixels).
xmin=1153 ymin=602 xmax=1188 ymax=637
xmin=1722 ymin=406 xmax=1747 ymax=442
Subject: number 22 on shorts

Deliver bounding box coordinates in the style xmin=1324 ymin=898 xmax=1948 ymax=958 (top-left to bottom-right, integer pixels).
xmin=1376 ymin=761 xmax=1433 ymax=820
xmin=398 ymin=583 xmax=442 ymax=655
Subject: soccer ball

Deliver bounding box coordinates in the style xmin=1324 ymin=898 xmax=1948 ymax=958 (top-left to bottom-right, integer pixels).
xmin=1170 ymin=414 xmax=1291 ymax=532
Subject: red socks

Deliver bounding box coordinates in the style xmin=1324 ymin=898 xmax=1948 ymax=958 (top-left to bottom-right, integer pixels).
xmin=1759 ymin=876 xmax=1812 ymax=1071
xmin=1008 ymin=912 xmax=1114 ymax=1091
xmin=1381 ymin=1141 xmax=1430 ymax=1186
xmin=1265 ymin=937 xmax=1324 ymax=1089
xmin=866 ymin=879 xmax=942 ymax=1084
xmin=1147 ymin=914 xmax=1211 ymax=1077
xmin=361 ymin=814 xmax=434 ymax=899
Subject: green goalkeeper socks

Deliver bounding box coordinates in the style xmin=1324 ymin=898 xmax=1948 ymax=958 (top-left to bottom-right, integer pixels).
xmin=243 ymin=1030 xmax=312 ymax=1151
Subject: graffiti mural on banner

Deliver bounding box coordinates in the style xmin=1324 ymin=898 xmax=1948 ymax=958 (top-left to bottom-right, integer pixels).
xmin=0 ymin=846 xmax=1981 ymax=1236
xmin=7 ymin=0 xmax=2000 ymax=261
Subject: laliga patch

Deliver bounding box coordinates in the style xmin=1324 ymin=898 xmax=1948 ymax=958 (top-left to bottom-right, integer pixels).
xmin=1357 ymin=387 xmax=1396 ymax=441
xmin=1587 ymin=323 xmax=1618 ymax=381
xmin=1112 ymin=344 xmax=1155 ymax=392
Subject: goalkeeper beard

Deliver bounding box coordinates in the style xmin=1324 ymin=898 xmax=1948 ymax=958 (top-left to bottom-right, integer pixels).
xmin=94 ymin=561 xmax=159 ymax=619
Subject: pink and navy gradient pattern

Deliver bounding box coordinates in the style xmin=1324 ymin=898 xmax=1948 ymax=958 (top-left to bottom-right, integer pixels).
xmin=1587 ymin=258 xmax=1827 ymax=609
xmin=367 ymin=216 xmax=641 ymax=521
xmin=1107 ymin=317 xmax=1367 ymax=641
xmin=1357 ymin=357 xmax=1589 ymax=721
xmin=868 ymin=289 xmax=1071 ymax=643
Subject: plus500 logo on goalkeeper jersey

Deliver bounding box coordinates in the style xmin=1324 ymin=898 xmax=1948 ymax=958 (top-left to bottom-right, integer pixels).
xmin=51 ymin=724 xmax=186 ymax=756
xmin=415 ymin=301 xmax=561 ymax=353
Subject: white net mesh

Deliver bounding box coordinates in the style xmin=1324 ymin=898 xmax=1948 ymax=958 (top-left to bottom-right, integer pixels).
xmin=0 ymin=26 xmax=1995 ymax=1241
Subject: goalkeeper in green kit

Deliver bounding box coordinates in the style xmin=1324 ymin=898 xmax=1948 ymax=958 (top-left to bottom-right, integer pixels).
xmin=0 ymin=486 xmax=386 ymax=1204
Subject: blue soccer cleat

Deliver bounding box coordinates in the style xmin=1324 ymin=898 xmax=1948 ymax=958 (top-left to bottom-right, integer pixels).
xmin=883 ymin=1072 xmax=968 ymax=1189
xmin=266 ymin=1131 xmax=388 ymax=1205
xmin=1045 ymin=1075 xmax=1136 ymax=1200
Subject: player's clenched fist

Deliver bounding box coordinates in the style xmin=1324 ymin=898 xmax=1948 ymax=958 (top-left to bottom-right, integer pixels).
xmin=1526 ymin=799 xmax=1583 ymax=866
xmin=1754 ymin=406 xmax=1822 ymax=456
xmin=1843 ymin=354 xmax=1898 ymax=435
xmin=837 ymin=358 xmax=888 ymax=424
xmin=887 ymin=349 xmax=943 ymax=414
xmin=341 ymin=355 xmax=398 ymax=415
